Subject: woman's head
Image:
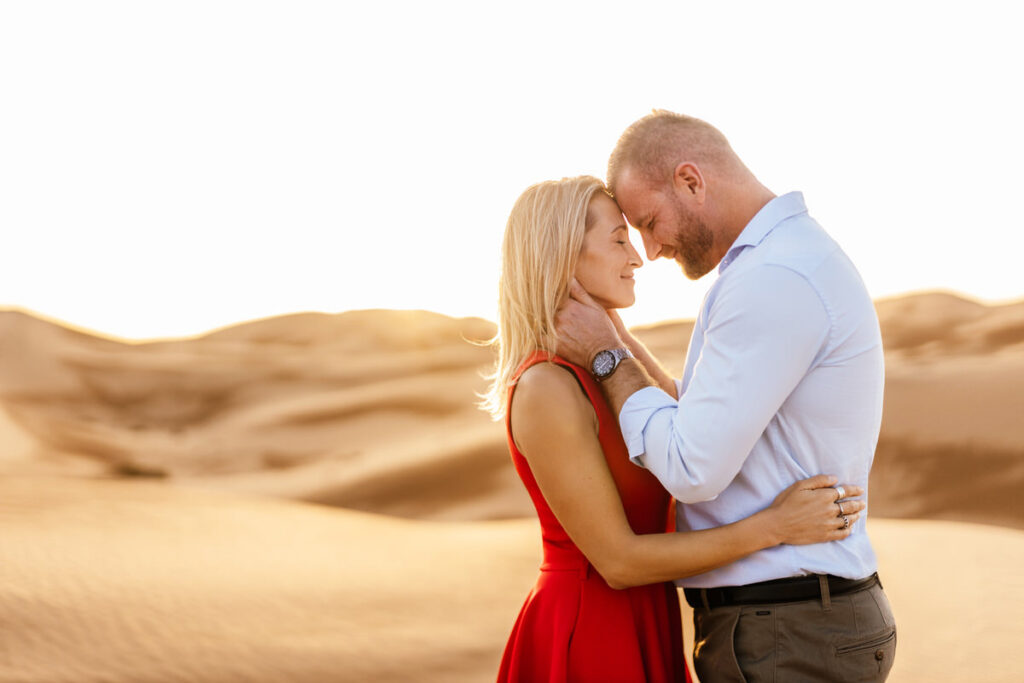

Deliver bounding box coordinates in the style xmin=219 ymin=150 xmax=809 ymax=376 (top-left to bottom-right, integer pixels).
xmin=480 ymin=175 xmax=642 ymax=418
xmin=575 ymin=191 xmax=643 ymax=309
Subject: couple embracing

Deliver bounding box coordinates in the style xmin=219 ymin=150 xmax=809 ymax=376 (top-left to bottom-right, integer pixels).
xmin=481 ymin=110 xmax=897 ymax=682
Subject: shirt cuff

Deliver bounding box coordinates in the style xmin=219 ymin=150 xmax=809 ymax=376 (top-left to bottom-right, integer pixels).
xmin=619 ymin=386 xmax=679 ymax=465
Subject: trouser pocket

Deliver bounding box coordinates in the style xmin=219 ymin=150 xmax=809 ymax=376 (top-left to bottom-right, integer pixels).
xmin=693 ymin=607 xmax=747 ymax=683
xmin=833 ymin=624 xmax=896 ymax=681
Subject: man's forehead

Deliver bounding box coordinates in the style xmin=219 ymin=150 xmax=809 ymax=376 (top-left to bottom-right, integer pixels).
xmin=613 ymin=173 xmax=654 ymax=226
xmin=613 ymin=166 xmax=645 ymax=195
xmin=619 ymin=203 xmax=649 ymax=230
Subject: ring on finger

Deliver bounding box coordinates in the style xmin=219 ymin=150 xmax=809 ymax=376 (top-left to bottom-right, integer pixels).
xmin=836 ymin=501 xmax=845 ymax=516
xmin=841 ymin=514 xmax=850 ymax=530
xmin=833 ymin=486 xmax=846 ymax=502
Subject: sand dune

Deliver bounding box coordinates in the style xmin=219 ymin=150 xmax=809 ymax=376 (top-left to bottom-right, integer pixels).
xmin=4 ymin=292 xmax=1021 ymax=527
xmin=1 ymin=476 xmax=1022 ymax=682
xmin=0 ymin=307 xmax=526 ymax=519
xmin=875 ymin=291 xmax=1024 ymax=358
xmin=0 ymin=476 xmax=539 ymax=683
xmin=1 ymin=292 xmax=1023 ymax=681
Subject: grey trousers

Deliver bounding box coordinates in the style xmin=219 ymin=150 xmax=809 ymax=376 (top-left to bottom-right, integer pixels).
xmin=691 ymin=579 xmax=896 ymax=682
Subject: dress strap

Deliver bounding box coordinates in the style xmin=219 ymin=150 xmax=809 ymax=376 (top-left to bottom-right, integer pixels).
xmin=507 ymin=351 xmax=605 ymax=420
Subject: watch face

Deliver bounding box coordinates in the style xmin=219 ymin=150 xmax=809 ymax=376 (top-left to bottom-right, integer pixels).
xmin=592 ymin=350 xmax=616 ymax=377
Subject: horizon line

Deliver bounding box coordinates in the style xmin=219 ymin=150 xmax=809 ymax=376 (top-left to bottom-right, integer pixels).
xmin=2 ymin=286 xmax=1022 ymax=346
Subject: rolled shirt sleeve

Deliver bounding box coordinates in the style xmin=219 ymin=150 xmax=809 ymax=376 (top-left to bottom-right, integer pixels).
xmin=620 ymin=264 xmax=831 ymax=504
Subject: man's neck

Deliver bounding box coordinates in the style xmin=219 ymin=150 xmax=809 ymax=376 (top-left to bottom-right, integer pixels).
xmin=713 ymin=184 xmax=776 ymax=264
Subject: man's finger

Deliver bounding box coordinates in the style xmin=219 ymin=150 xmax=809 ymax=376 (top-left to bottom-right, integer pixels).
xmin=569 ymin=278 xmax=599 ymax=307
xmin=840 ymin=485 xmax=864 ymax=499
xmin=796 ymin=474 xmax=838 ymax=491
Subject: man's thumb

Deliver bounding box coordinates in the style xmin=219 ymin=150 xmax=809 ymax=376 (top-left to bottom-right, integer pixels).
xmin=569 ymin=278 xmax=597 ymax=306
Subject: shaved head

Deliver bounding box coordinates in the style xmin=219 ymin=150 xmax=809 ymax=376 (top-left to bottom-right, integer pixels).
xmin=607 ymin=110 xmax=743 ymax=196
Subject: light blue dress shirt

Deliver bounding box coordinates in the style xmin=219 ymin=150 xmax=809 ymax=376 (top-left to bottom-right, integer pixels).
xmin=620 ymin=192 xmax=884 ymax=588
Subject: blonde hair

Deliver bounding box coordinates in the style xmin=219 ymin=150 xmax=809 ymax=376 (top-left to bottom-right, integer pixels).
xmin=479 ymin=175 xmax=607 ymax=419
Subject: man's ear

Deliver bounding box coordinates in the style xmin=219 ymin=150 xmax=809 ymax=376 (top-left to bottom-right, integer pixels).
xmin=671 ymin=162 xmax=706 ymax=203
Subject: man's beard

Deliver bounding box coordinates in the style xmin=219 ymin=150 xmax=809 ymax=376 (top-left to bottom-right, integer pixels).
xmin=669 ymin=196 xmax=715 ymax=280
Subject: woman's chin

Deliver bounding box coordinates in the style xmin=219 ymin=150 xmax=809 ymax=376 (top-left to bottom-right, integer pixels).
xmin=589 ymin=289 xmax=634 ymax=310
xmin=606 ymin=296 xmax=635 ymax=310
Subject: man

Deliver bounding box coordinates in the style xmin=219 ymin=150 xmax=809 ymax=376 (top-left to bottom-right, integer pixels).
xmin=555 ymin=110 xmax=896 ymax=682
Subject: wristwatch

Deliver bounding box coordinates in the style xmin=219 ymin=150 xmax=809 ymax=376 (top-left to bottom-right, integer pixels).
xmin=591 ymin=347 xmax=634 ymax=381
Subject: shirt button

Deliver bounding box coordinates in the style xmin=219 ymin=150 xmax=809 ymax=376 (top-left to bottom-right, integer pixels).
xmin=875 ymin=649 xmax=885 ymax=661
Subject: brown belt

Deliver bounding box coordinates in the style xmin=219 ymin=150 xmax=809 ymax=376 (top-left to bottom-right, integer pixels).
xmin=684 ymin=572 xmax=880 ymax=610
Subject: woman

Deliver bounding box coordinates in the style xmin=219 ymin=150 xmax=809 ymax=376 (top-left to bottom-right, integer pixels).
xmin=481 ymin=176 xmax=864 ymax=683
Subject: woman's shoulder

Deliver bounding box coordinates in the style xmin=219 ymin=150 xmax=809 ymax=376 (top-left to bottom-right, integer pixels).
xmin=512 ymin=359 xmax=596 ymax=433
xmin=510 ymin=364 xmax=598 ymax=457
xmin=513 ymin=352 xmax=585 ymax=380
xmin=517 ymin=358 xmax=579 ymax=393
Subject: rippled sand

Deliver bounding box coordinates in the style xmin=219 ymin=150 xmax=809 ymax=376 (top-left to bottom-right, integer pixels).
xmin=1 ymin=292 xmax=1022 ymax=681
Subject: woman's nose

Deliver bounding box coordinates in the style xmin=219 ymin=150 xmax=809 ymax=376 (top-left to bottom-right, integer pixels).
xmin=627 ymin=240 xmax=643 ymax=267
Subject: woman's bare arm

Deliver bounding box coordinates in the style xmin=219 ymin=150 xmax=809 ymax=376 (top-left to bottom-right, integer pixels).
xmin=510 ymin=362 xmax=862 ymax=590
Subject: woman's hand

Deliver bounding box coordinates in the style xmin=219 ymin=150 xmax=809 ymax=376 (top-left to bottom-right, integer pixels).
xmin=765 ymin=474 xmax=865 ymax=546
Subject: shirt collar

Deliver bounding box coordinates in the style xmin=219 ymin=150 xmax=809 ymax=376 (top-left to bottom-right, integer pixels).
xmin=718 ymin=191 xmax=808 ymax=273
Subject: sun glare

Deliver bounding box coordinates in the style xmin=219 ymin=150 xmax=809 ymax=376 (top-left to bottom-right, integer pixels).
xmin=1 ymin=2 xmax=1021 ymax=339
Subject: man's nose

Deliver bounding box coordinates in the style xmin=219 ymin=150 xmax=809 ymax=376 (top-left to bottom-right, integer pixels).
xmin=640 ymin=230 xmax=662 ymax=260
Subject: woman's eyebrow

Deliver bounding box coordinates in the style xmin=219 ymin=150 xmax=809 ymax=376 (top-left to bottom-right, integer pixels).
xmin=610 ymin=224 xmax=628 ymax=234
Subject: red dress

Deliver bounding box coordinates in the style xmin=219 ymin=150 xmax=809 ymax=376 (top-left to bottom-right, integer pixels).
xmin=497 ymin=351 xmax=691 ymax=683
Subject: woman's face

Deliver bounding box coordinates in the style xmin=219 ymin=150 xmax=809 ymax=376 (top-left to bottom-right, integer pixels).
xmin=574 ymin=193 xmax=643 ymax=309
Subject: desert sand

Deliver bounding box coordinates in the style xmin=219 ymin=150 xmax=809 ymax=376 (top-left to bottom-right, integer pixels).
xmin=1 ymin=291 xmax=1023 ymax=681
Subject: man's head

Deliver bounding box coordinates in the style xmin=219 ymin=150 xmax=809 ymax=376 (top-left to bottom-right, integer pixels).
xmin=607 ymin=110 xmax=759 ymax=279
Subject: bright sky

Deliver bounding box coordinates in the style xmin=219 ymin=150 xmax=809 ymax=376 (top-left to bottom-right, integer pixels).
xmin=2 ymin=1 xmax=1021 ymax=340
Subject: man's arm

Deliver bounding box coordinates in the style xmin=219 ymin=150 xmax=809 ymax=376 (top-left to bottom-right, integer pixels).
xmin=510 ymin=362 xmax=862 ymax=590
xmin=553 ymin=280 xmax=670 ymax=413
xmin=597 ymin=357 xmax=660 ymax=415
xmin=609 ymin=310 xmax=678 ymax=399
xmin=619 ymin=265 xmax=830 ymax=503
xmin=556 ymin=268 xmax=830 ymax=504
